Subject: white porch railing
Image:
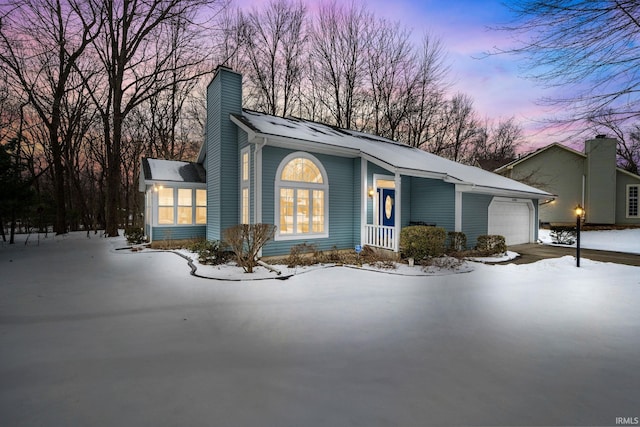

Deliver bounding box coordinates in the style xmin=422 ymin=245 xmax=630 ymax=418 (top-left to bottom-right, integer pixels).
xmin=364 ymin=224 xmax=397 ymax=251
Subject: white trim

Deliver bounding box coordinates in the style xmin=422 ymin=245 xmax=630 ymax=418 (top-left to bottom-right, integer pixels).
xmin=394 ymin=172 xmax=401 ymax=252
xmin=455 ymin=189 xmax=463 ymax=232
xmin=274 ymin=152 xmax=329 ymax=240
xmin=627 ymin=184 xmax=639 ymax=218
xmin=255 ymin=138 xmax=266 ymax=224
xmin=240 ymin=146 xmax=251 ymax=224
xmin=373 ymin=174 xmax=395 ymax=226
xmin=361 ymin=157 xmax=367 ymax=247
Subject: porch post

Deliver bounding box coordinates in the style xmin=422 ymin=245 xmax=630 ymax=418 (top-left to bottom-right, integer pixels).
xmin=361 ymin=157 xmax=367 ymax=247
xmin=394 ymin=172 xmax=401 ymax=252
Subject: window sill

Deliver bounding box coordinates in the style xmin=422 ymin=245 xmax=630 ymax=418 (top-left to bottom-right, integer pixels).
xmin=275 ymin=233 xmax=329 ymax=241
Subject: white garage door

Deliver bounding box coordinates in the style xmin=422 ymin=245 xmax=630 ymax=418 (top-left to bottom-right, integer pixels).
xmin=488 ymin=198 xmax=532 ymax=246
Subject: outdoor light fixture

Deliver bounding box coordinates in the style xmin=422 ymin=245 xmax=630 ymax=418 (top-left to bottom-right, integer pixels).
xmin=153 ymin=184 xmax=164 ymax=192
xmin=575 ymin=204 xmax=584 ymax=267
xmin=368 ymin=187 xmax=374 ymax=198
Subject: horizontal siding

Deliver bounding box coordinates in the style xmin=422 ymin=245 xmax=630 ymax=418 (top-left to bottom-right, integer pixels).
xmin=616 ymin=172 xmax=640 ymax=225
xmin=462 ymin=193 xmax=492 ymax=248
xmin=353 ymin=158 xmax=361 ymax=242
xmin=409 ymin=177 xmax=455 ymax=231
xmin=152 ymin=226 xmax=206 ymax=241
xmin=261 ymin=146 xmax=357 ymax=256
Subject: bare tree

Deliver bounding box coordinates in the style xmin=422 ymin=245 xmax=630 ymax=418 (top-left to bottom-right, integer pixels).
xmin=243 ymin=0 xmax=307 ymax=117
xmin=88 ymin=0 xmax=226 ymax=236
xmin=309 ymin=0 xmax=372 ymax=129
xmin=497 ymin=0 xmax=640 ymax=126
xmin=590 ymin=115 xmax=640 ymax=174
xmin=0 ymin=0 xmax=102 ymax=234
xmin=471 ymin=117 xmax=523 ymax=170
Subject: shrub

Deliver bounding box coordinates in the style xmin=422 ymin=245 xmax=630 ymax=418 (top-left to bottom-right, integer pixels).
xmin=188 ymin=239 xmax=232 ymax=265
xmin=476 ymin=235 xmax=507 ymax=255
xmin=286 ymin=243 xmax=320 ymax=267
xmin=447 ymin=232 xmax=467 ymax=253
xmin=124 ymin=226 xmax=145 ymax=244
xmin=550 ymin=225 xmax=576 ymax=245
xmin=399 ymin=226 xmax=447 ymax=260
xmin=223 ymin=223 xmax=276 ymax=273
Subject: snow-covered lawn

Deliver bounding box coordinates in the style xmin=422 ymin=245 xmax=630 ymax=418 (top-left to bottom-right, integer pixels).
xmin=1 ymin=232 xmax=639 ymax=426
xmin=539 ymin=227 xmax=640 ymax=254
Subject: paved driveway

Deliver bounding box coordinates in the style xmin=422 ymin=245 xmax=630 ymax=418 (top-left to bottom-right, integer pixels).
xmin=507 ymin=243 xmax=640 ymax=266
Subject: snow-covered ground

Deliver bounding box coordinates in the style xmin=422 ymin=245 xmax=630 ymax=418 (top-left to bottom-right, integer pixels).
xmin=539 ymin=227 xmax=640 ymax=254
xmin=1 ymin=232 xmax=639 ymax=426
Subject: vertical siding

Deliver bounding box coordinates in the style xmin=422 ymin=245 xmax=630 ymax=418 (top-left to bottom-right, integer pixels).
xmin=206 ymin=68 xmax=242 ymax=241
xmin=261 ymin=146 xmax=357 ymax=256
xmin=409 ymin=177 xmax=455 ymax=231
xmin=462 ymin=193 xmax=492 ymax=248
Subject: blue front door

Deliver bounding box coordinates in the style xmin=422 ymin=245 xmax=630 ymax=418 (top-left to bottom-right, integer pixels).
xmin=378 ymin=188 xmax=395 ymax=226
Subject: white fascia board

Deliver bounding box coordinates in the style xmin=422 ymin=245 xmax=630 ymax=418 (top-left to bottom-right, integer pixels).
xmin=255 ymin=134 xmax=360 ymax=157
xmin=456 ymin=183 xmax=552 ymax=199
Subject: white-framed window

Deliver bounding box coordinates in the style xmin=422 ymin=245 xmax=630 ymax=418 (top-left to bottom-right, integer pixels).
xmin=155 ymin=186 xmax=206 ymax=225
xmin=628 ymin=184 xmax=639 ymax=218
xmin=196 ymin=189 xmax=207 ymax=224
xmin=158 ymin=187 xmax=174 ymax=224
xmin=240 ymin=147 xmax=250 ymax=224
xmin=275 ymin=152 xmax=328 ymax=239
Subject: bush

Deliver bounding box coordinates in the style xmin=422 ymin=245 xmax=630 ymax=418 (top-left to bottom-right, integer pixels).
xmin=447 ymin=232 xmax=467 ymax=253
xmin=124 ymin=226 xmax=145 ymax=244
xmin=550 ymin=225 xmax=576 ymax=245
xmin=188 ymin=239 xmax=232 ymax=265
xmin=285 ymin=243 xmax=320 ymax=267
xmin=476 ymin=235 xmax=507 ymax=255
xmin=223 ymin=223 xmax=276 ymax=273
xmin=399 ymin=226 xmax=447 ymax=260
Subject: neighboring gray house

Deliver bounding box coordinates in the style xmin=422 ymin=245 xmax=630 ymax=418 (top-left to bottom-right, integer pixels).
xmin=140 ymin=66 xmax=552 ymax=253
xmin=495 ymin=137 xmax=640 ymax=225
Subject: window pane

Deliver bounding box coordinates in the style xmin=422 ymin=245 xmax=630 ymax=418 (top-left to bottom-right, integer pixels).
xmin=312 ymin=190 xmax=324 ymax=232
xmin=178 ymin=188 xmax=192 ymax=206
xmin=281 ymin=158 xmax=323 ymax=183
xmin=297 ymin=189 xmax=309 ymax=233
xmin=242 ymin=151 xmax=249 ymax=182
xmin=196 ymin=189 xmax=206 ymax=207
xmin=280 ymin=188 xmax=294 ymax=234
xmin=242 ymin=188 xmax=249 ymax=224
xmin=196 ymin=207 xmax=206 ymax=224
xmin=177 ymin=207 xmax=192 ymax=224
xmin=158 ymin=207 xmax=174 ymax=224
xmin=158 ymin=187 xmax=173 ymax=206
xmin=630 ymin=186 xmax=639 ymax=217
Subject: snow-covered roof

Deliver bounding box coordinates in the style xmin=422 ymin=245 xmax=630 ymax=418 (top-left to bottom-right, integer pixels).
xmin=232 ymin=110 xmax=552 ymax=198
xmin=141 ymin=158 xmax=206 ymax=184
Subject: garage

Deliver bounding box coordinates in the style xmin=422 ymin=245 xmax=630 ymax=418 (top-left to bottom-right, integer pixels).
xmin=488 ymin=198 xmax=533 ymax=245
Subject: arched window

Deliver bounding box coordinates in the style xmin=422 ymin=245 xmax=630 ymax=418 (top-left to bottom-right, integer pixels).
xmin=275 ymin=153 xmax=328 ymax=239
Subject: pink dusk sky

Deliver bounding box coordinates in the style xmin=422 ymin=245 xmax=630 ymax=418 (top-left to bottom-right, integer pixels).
xmin=233 ymin=0 xmax=570 ymax=152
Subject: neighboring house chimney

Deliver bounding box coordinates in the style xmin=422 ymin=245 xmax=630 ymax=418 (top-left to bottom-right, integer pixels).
xmin=585 ymin=136 xmax=617 ymax=224
xmin=206 ymin=66 xmax=242 ymax=241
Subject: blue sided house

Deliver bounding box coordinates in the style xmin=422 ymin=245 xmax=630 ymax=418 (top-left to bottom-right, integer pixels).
xmin=140 ymin=66 xmax=552 ymax=255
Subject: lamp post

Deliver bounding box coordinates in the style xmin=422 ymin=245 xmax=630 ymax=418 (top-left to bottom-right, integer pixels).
xmin=575 ymin=205 xmax=584 ymax=267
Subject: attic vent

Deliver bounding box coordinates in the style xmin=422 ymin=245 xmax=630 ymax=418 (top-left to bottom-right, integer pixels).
xmin=595 ymin=134 xmax=607 ymax=138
